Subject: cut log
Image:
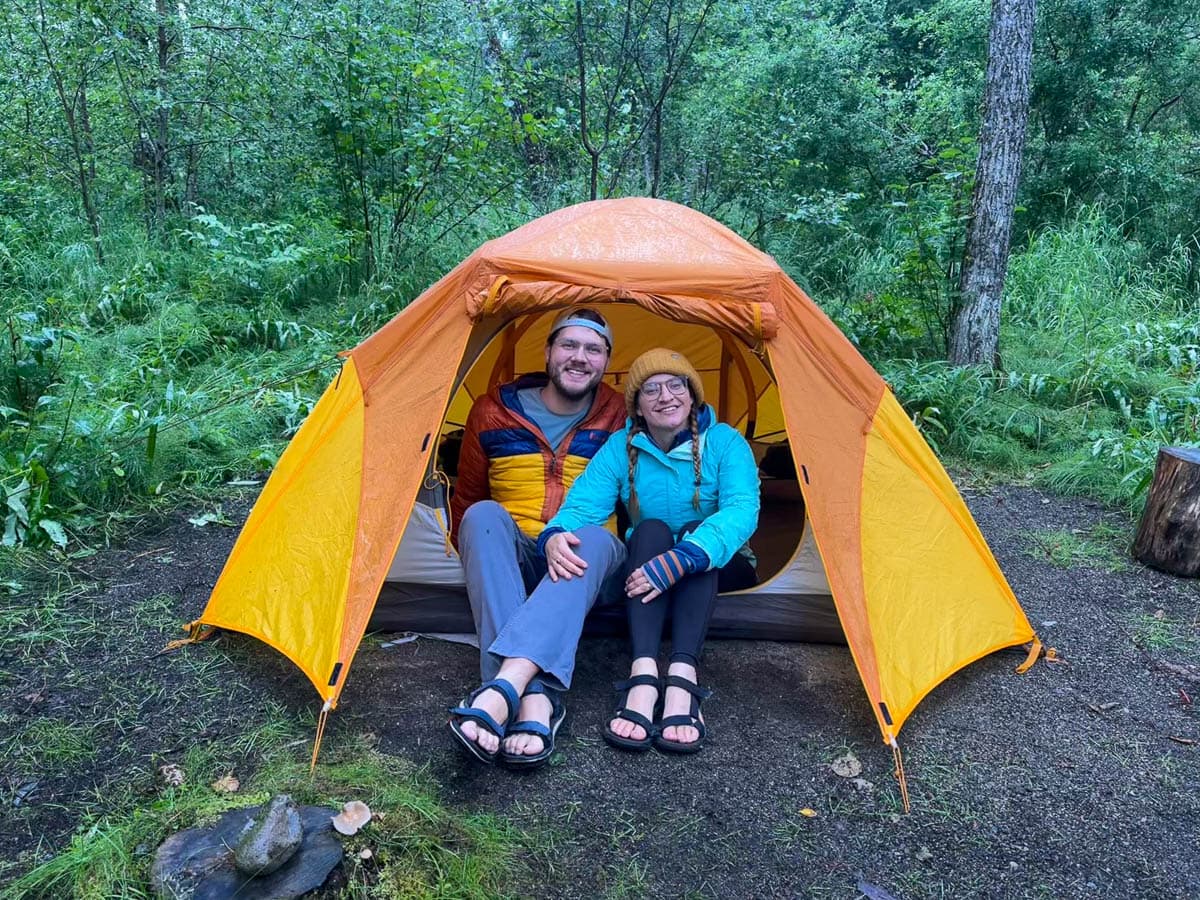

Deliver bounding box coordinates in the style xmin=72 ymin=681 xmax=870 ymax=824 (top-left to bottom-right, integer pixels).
xmin=1132 ymin=447 xmax=1200 ymax=577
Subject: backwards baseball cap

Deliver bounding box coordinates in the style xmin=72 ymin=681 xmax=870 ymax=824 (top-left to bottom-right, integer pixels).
xmin=548 ymin=307 xmax=613 ymax=352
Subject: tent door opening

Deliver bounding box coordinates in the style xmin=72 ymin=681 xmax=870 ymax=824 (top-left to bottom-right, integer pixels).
xmin=370 ymin=305 xmax=844 ymax=643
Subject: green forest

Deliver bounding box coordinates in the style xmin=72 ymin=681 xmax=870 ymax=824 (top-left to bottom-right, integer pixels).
xmin=3 ymin=2 xmax=1200 ymax=896
xmin=2 ymin=0 xmax=1198 ymax=552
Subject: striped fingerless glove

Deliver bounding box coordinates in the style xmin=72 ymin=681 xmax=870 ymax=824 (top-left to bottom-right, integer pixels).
xmin=640 ymin=541 xmax=710 ymax=594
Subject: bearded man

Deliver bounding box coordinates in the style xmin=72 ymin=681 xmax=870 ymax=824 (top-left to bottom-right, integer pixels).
xmin=447 ymin=308 xmax=627 ymax=768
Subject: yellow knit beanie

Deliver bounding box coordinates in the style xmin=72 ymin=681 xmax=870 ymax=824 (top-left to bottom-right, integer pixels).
xmin=624 ymin=348 xmax=704 ymax=419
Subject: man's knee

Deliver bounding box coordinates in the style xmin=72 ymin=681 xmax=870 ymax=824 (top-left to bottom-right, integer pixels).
xmin=574 ymin=525 xmax=627 ymax=568
xmin=459 ymin=500 xmax=514 ymax=549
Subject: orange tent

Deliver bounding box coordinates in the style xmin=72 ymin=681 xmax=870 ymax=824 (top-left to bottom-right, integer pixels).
xmin=191 ymin=198 xmax=1038 ymax=750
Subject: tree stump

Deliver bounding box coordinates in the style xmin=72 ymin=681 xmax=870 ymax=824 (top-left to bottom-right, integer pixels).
xmin=1132 ymin=447 xmax=1200 ymax=577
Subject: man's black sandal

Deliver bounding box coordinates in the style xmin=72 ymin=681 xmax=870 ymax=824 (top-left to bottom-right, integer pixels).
xmin=602 ymin=674 xmax=660 ymax=752
xmin=447 ymin=678 xmax=520 ymax=764
xmin=499 ymin=688 xmax=566 ymax=770
xmin=653 ymin=675 xmax=712 ymax=755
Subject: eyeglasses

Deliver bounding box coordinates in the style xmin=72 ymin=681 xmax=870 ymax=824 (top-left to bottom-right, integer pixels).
xmin=552 ymin=338 xmax=609 ymax=359
xmin=640 ymin=377 xmax=689 ymax=398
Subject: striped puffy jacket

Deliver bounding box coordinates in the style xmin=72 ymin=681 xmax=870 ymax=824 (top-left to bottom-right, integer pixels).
xmin=449 ymin=374 xmax=626 ymax=548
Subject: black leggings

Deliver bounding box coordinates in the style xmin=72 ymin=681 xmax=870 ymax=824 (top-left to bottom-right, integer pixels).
xmin=623 ymin=519 xmax=757 ymax=667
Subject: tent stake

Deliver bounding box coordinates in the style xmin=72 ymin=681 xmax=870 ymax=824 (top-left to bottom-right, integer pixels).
xmin=890 ymin=738 xmax=911 ymax=814
xmin=310 ymin=698 xmax=335 ymax=773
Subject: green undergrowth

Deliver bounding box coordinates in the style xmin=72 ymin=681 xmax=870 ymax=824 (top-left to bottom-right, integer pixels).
xmin=873 ymin=212 xmax=1200 ymax=513
xmin=7 ymin=732 xmax=524 ymax=899
xmin=4 ymin=205 xmax=1198 ymax=553
xmin=2 ymin=213 xmax=444 ymax=553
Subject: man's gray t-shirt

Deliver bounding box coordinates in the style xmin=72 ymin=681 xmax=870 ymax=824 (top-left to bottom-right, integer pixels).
xmin=519 ymin=387 xmax=588 ymax=452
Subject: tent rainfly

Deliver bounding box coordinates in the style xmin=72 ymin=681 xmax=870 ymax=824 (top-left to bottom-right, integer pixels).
xmin=183 ymin=198 xmax=1042 ymax=792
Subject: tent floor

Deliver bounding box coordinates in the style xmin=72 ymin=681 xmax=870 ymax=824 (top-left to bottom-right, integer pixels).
xmin=369 ymin=582 xmax=846 ymax=644
xmin=370 ymin=475 xmax=843 ymax=643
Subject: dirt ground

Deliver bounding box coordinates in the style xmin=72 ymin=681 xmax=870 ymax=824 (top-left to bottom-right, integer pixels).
xmin=3 ymin=481 xmax=1199 ymax=898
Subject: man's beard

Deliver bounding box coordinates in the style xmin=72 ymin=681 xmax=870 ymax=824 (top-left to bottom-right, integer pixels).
xmin=547 ymin=360 xmax=602 ymax=401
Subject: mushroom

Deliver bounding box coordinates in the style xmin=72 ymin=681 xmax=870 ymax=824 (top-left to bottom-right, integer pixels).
xmin=331 ymin=800 xmax=372 ymax=836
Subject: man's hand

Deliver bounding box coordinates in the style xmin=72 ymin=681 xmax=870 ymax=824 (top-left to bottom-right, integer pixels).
xmin=545 ymin=531 xmax=588 ymax=582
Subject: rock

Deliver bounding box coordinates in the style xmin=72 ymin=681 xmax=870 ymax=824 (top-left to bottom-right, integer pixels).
xmin=151 ymin=803 xmax=341 ymax=899
xmin=233 ymin=795 xmax=303 ymax=876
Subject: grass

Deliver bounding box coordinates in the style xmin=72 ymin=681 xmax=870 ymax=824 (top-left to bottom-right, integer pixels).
xmin=13 ymin=719 xmax=98 ymax=765
xmin=1024 ymin=522 xmax=1132 ymax=572
xmin=8 ymin=730 xmax=526 ymax=899
xmin=602 ymin=857 xmax=651 ymax=899
xmin=1130 ymin=610 xmax=1199 ymax=653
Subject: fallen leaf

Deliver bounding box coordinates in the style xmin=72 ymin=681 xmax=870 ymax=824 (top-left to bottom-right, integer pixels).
xmin=12 ymin=780 xmax=38 ymax=806
xmin=158 ymin=763 xmax=185 ymax=787
xmin=857 ymin=880 xmax=900 ymax=900
xmin=798 ymin=807 xmax=818 ymax=818
xmin=210 ymin=773 xmax=240 ymax=793
xmin=332 ymin=800 xmax=372 ymax=836
xmin=21 ymin=688 xmax=48 ymax=704
xmin=831 ymin=752 xmax=862 ymax=778
xmin=851 ymin=777 xmax=875 ymax=792
xmin=1154 ymin=608 xmax=1166 ymax=619
xmin=916 ymin=845 xmax=933 ymax=861
xmin=187 ymin=510 xmax=233 ymax=528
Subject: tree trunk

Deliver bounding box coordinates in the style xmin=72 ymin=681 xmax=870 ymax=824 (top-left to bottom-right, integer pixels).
xmin=35 ymin=0 xmax=104 ymax=263
xmin=75 ymin=78 xmax=104 ymax=263
xmin=575 ymin=0 xmax=601 ymax=201
xmin=152 ymin=0 xmax=172 ymax=230
xmin=1132 ymin=447 xmax=1200 ymax=578
xmin=949 ymin=0 xmax=1036 ymax=367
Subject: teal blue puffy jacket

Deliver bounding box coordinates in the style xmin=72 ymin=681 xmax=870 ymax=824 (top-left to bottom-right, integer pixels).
xmin=545 ymin=404 xmax=760 ymax=569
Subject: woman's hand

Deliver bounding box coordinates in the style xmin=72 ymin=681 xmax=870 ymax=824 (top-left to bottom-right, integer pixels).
xmin=625 ymin=565 xmax=664 ymax=604
xmin=545 ymin=531 xmax=588 ymax=582
xmin=626 ymin=548 xmax=701 ymax=603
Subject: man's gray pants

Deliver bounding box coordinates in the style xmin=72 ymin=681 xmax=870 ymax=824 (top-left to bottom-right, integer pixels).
xmin=457 ymin=500 xmax=625 ymax=697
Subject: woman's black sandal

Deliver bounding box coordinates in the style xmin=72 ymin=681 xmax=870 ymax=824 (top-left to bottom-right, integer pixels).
xmin=653 ymin=675 xmax=712 ymax=755
xmin=602 ymin=674 xmax=660 ymax=752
